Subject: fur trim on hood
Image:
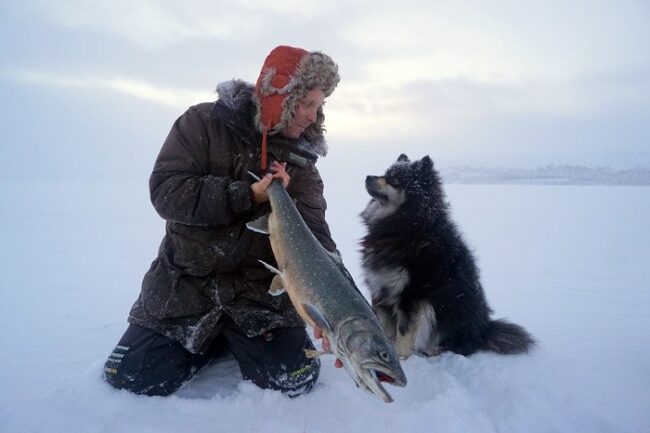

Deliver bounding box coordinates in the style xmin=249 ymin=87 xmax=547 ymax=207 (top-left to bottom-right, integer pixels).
xmin=216 ymin=79 xmax=330 ymax=157
xmin=252 ymin=46 xmax=339 ymax=158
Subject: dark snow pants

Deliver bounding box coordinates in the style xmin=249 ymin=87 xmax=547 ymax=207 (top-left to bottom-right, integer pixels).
xmin=103 ymin=322 xmax=320 ymax=397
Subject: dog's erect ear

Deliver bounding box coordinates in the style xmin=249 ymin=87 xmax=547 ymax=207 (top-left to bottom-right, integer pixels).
xmin=397 ymin=154 xmax=410 ymax=163
xmin=418 ymin=156 xmax=434 ymax=173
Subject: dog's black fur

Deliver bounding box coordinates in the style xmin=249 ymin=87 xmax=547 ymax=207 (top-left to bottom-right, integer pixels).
xmin=360 ymin=154 xmax=534 ymax=357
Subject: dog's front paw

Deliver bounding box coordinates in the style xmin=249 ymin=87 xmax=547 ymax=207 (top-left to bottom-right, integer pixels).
xmin=395 ymin=332 xmax=415 ymax=359
xmin=397 ymin=345 xmax=413 ymax=359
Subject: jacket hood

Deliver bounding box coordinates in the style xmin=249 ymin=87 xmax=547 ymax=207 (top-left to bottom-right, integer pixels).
xmin=215 ymin=79 xmax=329 ymax=157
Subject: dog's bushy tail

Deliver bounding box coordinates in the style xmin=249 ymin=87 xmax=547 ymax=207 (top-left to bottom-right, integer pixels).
xmin=482 ymin=319 xmax=535 ymax=354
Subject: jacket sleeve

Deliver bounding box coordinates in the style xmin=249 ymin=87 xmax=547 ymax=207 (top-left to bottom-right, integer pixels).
xmin=290 ymin=163 xmax=337 ymax=252
xmin=149 ymin=105 xmax=253 ymax=226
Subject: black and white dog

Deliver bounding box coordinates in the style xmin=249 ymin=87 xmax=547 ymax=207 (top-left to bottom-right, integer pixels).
xmin=361 ymin=154 xmax=535 ymax=358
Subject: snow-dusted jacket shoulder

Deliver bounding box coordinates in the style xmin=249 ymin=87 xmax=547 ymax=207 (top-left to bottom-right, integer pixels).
xmin=128 ymin=80 xmax=336 ymax=353
xmin=148 ymin=103 xmax=255 ymax=227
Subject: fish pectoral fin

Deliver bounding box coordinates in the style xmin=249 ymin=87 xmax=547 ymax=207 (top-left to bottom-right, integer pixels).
xmin=258 ymin=259 xmax=282 ymax=275
xmin=268 ymin=275 xmax=286 ymax=296
xmin=304 ymin=349 xmax=326 ymax=358
xmin=246 ymin=214 xmax=270 ymax=235
xmin=303 ymin=303 xmax=333 ymax=335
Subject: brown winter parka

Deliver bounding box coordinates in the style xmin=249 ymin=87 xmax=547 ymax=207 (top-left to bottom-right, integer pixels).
xmin=128 ymin=81 xmax=337 ymax=354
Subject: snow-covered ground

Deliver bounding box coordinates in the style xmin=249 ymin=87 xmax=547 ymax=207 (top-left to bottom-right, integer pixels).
xmin=1 ymin=179 xmax=648 ymax=433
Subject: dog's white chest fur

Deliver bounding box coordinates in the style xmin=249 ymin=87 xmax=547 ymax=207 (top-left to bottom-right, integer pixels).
xmin=361 ymin=192 xmax=405 ymax=225
xmin=364 ymin=263 xmax=442 ymax=358
xmin=364 ymin=265 xmax=410 ymax=303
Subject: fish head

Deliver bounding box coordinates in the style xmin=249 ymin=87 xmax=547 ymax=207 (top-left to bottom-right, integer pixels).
xmin=340 ymin=326 xmax=407 ymax=403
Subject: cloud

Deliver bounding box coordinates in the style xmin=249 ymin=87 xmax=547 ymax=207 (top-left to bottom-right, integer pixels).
xmin=237 ymin=0 xmax=332 ymax=16
xmin=339 ymin=0 xmax=650 ymax=85
xmin=2 ymin=0 xmax=648 ymax=167
xmin=340 ymin=5 xmax=524 ymax=84
xmin=9 ymin=1 xmax=247 ymax=49
xmin=10 ymin=0 xmax=336 ymax=50
xmin=324 ymin=68 xmax=650 ymax=146
xmin=4 ymin=69 xmax=213 ymax=108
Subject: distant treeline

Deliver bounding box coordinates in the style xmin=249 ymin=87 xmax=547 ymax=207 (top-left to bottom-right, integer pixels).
xmin=440 ymin=165 xmax=650 ymax=185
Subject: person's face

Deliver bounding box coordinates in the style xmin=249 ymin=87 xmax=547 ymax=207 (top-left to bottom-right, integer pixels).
xmin=281 ymin=89 xmax=326 ymax=139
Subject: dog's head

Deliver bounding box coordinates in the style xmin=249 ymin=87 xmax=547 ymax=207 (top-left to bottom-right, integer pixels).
xmin=361 ymin=154 xmax=438 ymax=224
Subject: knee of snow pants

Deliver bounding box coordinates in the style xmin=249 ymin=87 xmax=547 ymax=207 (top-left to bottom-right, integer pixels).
xmin=103 ymin=324 xmax=215 ymax=396
xmin=221 ymin=325 xmax=321 ymax=397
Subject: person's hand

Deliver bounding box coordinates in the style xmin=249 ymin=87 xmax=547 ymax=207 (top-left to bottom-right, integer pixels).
xmin=251 ymin=161 xmax=290 ymax=204
xmin=314 ymin=326 xmax=343 ymax=368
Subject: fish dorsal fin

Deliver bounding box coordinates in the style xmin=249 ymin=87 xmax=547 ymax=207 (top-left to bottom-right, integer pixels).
xmin=247 ymin=171 xmax=261 ymax=182
xmin=246 ymin=214 xmax=270 ymax=235
xmin=268 ymin=274 xmax=286 ymax=296
xmin=303 ymin=303 xmax=333 ymax=335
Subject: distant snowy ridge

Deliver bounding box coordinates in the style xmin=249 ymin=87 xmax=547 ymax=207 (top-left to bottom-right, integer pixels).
xmin=440 ymin=165 xmax=650 ymax=185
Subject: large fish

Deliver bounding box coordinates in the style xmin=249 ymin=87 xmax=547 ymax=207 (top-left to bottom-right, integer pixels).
xmin=247 ymin=174 xmax=407 ymax=402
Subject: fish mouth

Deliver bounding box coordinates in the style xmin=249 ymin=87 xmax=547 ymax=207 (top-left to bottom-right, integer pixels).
xmin=363 ymin=362 xmax=407 ymax=388
xmin=375 ymin=370 xmax=399 ymax=384
xmin=353 ymin=362 xmax=407 ymax=403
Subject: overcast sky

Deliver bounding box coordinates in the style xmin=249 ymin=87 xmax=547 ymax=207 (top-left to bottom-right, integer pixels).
xmin=1 ymin=0 xmax=649 ymax=182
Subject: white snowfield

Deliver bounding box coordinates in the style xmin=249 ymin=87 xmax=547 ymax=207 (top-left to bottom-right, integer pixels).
xmin=1 ymin=180 xmax=648 ymax=433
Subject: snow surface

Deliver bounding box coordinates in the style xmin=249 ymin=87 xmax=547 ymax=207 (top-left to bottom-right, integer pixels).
xmin=1 ymin=180 xmax=649 ymax=433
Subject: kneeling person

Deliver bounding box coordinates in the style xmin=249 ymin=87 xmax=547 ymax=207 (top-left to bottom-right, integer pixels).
xmin=104 ymin=45 xmax=343 ymax=396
